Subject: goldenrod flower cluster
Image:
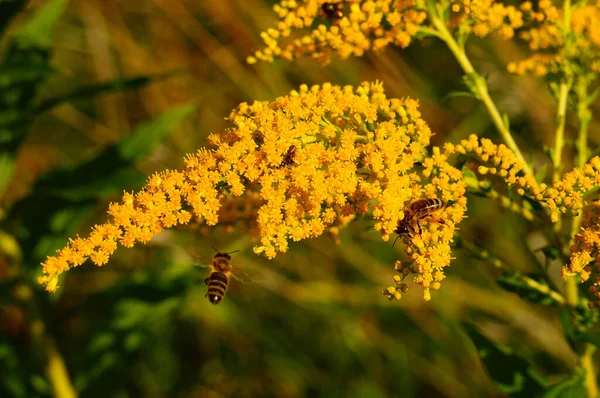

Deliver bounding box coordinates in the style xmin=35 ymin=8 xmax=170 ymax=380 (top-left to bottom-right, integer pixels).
xmin=508 ymin=1 xmax=600 ymax=77
xmin=248 ymin=0 xmax=521 ymax=64
xmin=39 ymin=81 xmax=467 ymax=301
xmin=568 ymin=201 xmax=600 ymax=309
xmin=444 ymin=134 xmax=540 ymax=197
xmin=248 ymin=0 xmax=427 ymax=64
xmin=543 ymin=157 xmax=600 ymax=223
xmin=383 ymin=146 xmax=467 ymax=302
xmin=448 ymin=0 xmax=523 ymax=39
xmin=441 ymin=134 xmax=600 ymax=285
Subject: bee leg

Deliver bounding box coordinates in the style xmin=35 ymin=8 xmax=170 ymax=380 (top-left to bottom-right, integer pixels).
xmin=204 ymin=277 xmax=210 ymax=285
xmin=416 ymin=220 xmax=422 ymax=235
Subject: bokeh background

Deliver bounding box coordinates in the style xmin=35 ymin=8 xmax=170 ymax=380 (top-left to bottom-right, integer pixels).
xmin=2 ymin=0 xmax=599 ymax=397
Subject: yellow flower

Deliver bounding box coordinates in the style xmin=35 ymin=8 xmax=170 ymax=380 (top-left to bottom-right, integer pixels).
xmin=446 ymin=134 xmax=540 ymax=197
xmin=567 ymin=201 xmax=600 ymax=308
xmin=544 ymin=156 xmax=600 ymax=221
xmin=39 ymin=81 xmax=468 ymax=302
xmin=508 ymin=1 xmax=600 ymax=77
xmin=249 ymin=0 xmax=518 ymax=64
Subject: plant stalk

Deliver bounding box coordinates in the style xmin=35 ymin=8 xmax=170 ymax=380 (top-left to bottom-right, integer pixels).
xmin=459 ymin=239 xmax=566 ymax=306
xmin=427 ymin=3 xmax=533 ymax=179
xmin=552 ymin=81 xmax=573 ymax=184
xmin=46 ymin=339 xmax=78 ymax=398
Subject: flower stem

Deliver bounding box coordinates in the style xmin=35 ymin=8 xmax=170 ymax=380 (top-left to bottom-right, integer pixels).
xmin=46 ymin=338 xmax=78 ymax=398
xmin=582 ymin=344 xmax=598 ymax=398
xmin=458 ymin=238 xmax=566 ymax=306
xmin=569 ymin=75 xmax=597 ymax=398
xmin=483 ymin=188 xmax=535 ymax=222
xmin=427 ymin=3 xmax=533 ymax=179
xmin=552 ymin=80 xmax=573 ymax=184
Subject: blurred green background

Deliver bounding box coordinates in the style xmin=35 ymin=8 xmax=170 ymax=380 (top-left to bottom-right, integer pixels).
xmin=1 ymin=0 xmax=598 ymax=397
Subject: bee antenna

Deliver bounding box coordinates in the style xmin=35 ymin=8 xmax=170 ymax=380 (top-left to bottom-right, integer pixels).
xmin=227 ymin=250 xmax=240 ymax=255
xmin=392 ymin=235 xmax=401 ymax=248
xmin=212 ymin=246 xmax=220 ymax=253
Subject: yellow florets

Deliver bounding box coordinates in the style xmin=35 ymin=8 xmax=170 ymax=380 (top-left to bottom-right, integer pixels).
xmin=508 ymin=1 xmax=600 ymax=77
xmin=250 ymin=0 xmax=427 ymax=64
xmin=445 ymin=134 xmax=540 ymax=197
xmin=39 ymin=81 xmax=467 ymax=301
xmin=249 ymin=0 xmax=520 ymax=64
xmin=565 ymin=201 xmax=600 ymax=294
xmin=449 ymin=0 xmax=523 ymax=39
xmin=544 ymin=156 xmax=600 ymax=222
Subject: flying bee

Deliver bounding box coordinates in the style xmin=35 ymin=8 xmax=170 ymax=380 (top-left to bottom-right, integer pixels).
xmin=195 ymin=248 xmax=261 ymax=305
xmin=279 ymin=145 xmax=297 ymax=168
xmin=392 ymin=198 xmax=446 ymax=247
xmin=322 ymin=2 xmax=344 ymax=21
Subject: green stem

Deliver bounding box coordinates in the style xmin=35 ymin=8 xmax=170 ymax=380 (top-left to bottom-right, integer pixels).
xmin=459 ymin=239 xmax=566 ymax=306
xmin=427 ymin=3 xmax=533 ymax=179
xmin=552 ymin=80 xmax=573 ymax=184
xmin=570 ymin=75 xmax=597 ymax=398
xmin=355 ymin=135 xmax=369 ymax=143
xmin=18 ymin=282 xmax=78 ymax=398
xmin=46 ymin=339 xmax=78 ymax=398
xmin=582 ymin=344 xmax=598 ymax=398
xmin=299 ymin=135 xmax=319 ymax=145
xmin=484 ymin=189 xmax=535 ymax=222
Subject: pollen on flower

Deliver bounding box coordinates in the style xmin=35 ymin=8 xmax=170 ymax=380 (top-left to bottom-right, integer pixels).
xmin=509 ymin=1 xmax=600 ymax=77
xmin=39 ymin=81 xmax=468 ymax=303
xmin=567 ymin=201 xmax=600 ymax=308
xmin=446 ymin=134 xmax=539 ymax=196
xmin=544 ymin=156 xmax=600 ymax=218
xmin=250 ymin=0 xmax=523 ymax=64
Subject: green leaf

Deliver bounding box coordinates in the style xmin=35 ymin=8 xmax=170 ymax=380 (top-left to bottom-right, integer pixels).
xmin=496 ymin=272 xmax=558 ymax=306
xmin=543 ymin=246 xmax=560 ymax=260
xmin=535 ymin=164 xmax=549 ymax=184
xmin=464 ymin=323 xmax=548 ymax=397
xmin=0 ymin=0 xmax=25 ymax=35
xmin=0 ymin=151 xmax=15 ymax=194
xmin=444 ymin=90 xmax=476 ymax=101
xmin=560 ymin=308 xmax=576 ymax=348
xmin=29 ymin=201 xmax=95 ymax=263
xmin=33 ymin=103 xmax=195 ymax=200
xmin=502 ymin=113 xmax=510 ymax=131
xmin=586 ymin=87 xmax=599 ymax=107
xmin=118 ymin=103 xmax=195 ymax=161
xmin=543 ymin=146 xmax=554 ymax=160
xmin=14 ymin=0 xmax=69 ymax=48
xmin=36 ymin=71 xmax=187 ymax=114
xmin=564 ymin=138 xmax=576 ymax=149
xmin=462 ymin=73 xmax=481 ymax=100
xmin=578 ymin=331 xmax=600 ymax=348
xmin=462 ymin=164 xmax=480 ymax=191
xmin=541 ymin=368 xmax=586 ymax=398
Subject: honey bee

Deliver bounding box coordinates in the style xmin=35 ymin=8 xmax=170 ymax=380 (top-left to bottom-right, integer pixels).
xmin=322 ymin=2 xmax=344 ymax=21
xmin=279 ymin=145 xmax=297 ymax=168
xmin=392 ymin=198 xmax=446 ymax=247
xmin=196 ymin=248 xmax=261 ymax=305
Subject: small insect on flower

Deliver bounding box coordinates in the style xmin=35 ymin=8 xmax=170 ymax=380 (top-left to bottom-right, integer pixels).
xmin=393 ymin=198 xmax=446 ymax=247
xmin=279 ymin=145 xmax=297 ymax=168
xmin=195 ymin=248 xmax=262 ymax=305
xmin=321 ymin=2 xmax=344 ymax=21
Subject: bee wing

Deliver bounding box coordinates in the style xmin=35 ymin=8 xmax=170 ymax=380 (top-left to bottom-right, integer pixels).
xmin=187 ymin=250 xmax=212 ymax=269
xmin=230 ymin=267 xmax=263 ymax=284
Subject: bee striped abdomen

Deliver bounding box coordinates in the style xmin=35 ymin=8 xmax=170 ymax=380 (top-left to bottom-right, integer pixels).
xmin=206 ymin=271 xmax=230 ymax=305
xmin=413 ymin=198 xmax=444 ymax=218
xmin=393 ymin=198 xmax=446 ymax=247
